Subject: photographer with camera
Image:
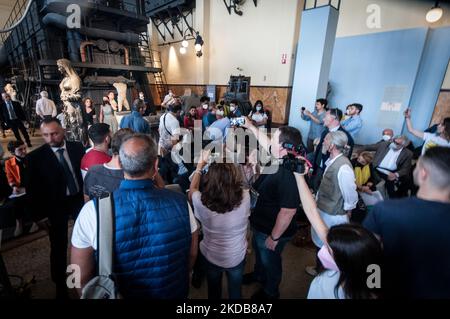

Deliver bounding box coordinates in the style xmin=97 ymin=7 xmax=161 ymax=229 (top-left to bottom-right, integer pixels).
xmin=305 ymin=131 xmax=358 ymax=277
xmin=241 ymin=119 xmax=303 ymax=299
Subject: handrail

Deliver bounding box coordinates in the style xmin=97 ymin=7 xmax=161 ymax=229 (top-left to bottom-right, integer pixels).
xmin=0 ymin=0 xmax=34 ymax=33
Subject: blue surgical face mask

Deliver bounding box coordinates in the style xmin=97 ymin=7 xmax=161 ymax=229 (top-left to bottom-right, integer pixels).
xmin=318 ymin=245 xmax=339 ymax=272
xmin=256 ymin=106 xmax=262 ymax=111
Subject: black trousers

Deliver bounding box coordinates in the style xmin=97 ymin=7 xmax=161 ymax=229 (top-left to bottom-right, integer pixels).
xmin=8 ymin=119 xmax=30 ymax=144
xmin=47 ymin=194 xmax=83 ymax=288
xmin=377 ymin=172 xmax=410 ymax=198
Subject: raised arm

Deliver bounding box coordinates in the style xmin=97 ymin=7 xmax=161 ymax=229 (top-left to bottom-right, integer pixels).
xmin=242 ymin=117 xmax=271 ymax=153
xmin=294 ymin=173 xmax=328 ymax=246
xmin=404 ymin=108 xmax=424 ymax=140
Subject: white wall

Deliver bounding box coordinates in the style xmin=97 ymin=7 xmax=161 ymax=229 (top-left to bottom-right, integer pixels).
xmin=207 ymin=0 xmax=302 ymax=86
xmin=155 ymin=0 xmax=450 ymax=86
xmin=155 ymin=0 xmax=302 ymax=86
xmin=337 ymin=0 xmax=450 ymax=37
xmin=443 ymin=61 xmax=450 ymax=90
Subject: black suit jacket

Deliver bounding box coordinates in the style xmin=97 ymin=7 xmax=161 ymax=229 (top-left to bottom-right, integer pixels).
xmin=371 ymin=141 xmax=413 ymax=178
xmin=27 ymin=141 xmax=85 ymax=219
xmin=312 ymin=126 xmax=355 ymax=173
xmin=0 ymin=100 xmax=26 ymax=123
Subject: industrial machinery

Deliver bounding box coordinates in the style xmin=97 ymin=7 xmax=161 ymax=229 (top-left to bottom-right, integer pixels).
xmin=0 ymin=0 xmax=168 ymax=129
xmin=224 ymin=75 xmax=253 ymax=116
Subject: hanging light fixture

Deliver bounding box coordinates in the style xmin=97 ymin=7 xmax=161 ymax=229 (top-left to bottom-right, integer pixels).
xmin=181 ymin=38 xmax=189 ymax=48
xmin=194 ymin=33 xmax=204 ymax=52
xmin=426 ymin=1 xmax=443 ymax=23
xmin=180 ymin=46 xmax=187 ymax=54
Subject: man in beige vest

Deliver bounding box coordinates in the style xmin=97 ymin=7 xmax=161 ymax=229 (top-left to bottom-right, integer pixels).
xmin=306 ymin=131 xmax=358 ymax=276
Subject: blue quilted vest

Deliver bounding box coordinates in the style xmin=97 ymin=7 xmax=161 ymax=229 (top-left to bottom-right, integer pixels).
xmin=112 ymin=179 xmax=191 ymax=298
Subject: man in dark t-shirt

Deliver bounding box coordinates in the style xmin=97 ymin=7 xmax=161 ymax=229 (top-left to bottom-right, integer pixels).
xmin=84 ymin=164 xmax=124 ymax=199
xmin=83 ymin=128 xmax=133 ymax=201
xmin=363 ymin=147 xmax=450 ymax=298
xmin=243 ymin=123 xmax=301 ymax=299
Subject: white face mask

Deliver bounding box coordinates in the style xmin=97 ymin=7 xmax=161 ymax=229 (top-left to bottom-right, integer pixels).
xmin=216 ymin=110 xmax=224 ymax=116
xmin=230 ymin=106 xmax=236 ymax=112
xmin=256 ymin=106 xmax=262 ymax=111
xmin=382 ymin=134 xmax=392 ymax=141
xmin=202 ymin=104 xmax=208 ymax=110
xmin=139 ymin=95 xmax=144 ymax=100
xmin=389 ymin=142 xmax=402 ymax=151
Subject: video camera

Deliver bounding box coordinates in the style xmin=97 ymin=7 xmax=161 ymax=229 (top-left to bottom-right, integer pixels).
xmin=281 ymin=142 xmax=309 ymax=174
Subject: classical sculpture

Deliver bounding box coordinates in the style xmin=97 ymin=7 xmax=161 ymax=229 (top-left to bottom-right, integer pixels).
xmin=113 ymin=82 xmax=130 ymax=112
xmin=57 ymin=58 xmax=85 ymax=142
xmin=4 ymin=84 xmax=18 ymax=102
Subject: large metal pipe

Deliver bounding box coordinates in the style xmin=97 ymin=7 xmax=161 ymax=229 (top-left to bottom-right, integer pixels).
xmin=42 ymin=13 xmax=140 ymax=44
xmin=0 ymin=46 xmax=7 ymax=67
xmin=80 ymin=41 xmax=95 ymax=63
xmin=67 ymin=30 xmax=82 ymax=62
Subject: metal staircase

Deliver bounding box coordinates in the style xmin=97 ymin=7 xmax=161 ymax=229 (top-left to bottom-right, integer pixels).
xmin=139 ymin=32 xmax=168 ymax=104
xmin=150 ymin=50 xmax=169 ymax=105
xmin=0 ymin=0 xmax=29 ymax=43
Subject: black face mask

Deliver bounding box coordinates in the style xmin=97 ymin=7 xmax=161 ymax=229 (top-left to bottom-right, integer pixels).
xmin=355 ymin=161 xmax=365 ymax=168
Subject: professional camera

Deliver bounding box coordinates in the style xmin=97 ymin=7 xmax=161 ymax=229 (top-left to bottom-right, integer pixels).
xmin=282 ymin=153 xmax=307 ymax=174
xmin=281 ymin=142 xmax=309 ymax=174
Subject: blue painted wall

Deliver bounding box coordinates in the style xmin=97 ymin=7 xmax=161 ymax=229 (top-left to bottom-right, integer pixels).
xmin=406 ymin=27 xmax=450 ymax=146
xmin=327 ymin=28 xmax=428 ymax=145
xmin=288 ymin=6 xmax=339 ymax=137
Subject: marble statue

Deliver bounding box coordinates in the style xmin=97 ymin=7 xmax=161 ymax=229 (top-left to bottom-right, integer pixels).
xmin=57 ymin=58 xmax=85 ymax=142
xmin=113 ymin=82 xmax=130 ymax=112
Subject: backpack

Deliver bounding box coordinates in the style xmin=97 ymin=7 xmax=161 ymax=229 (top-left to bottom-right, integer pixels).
xmin=81 ymin=194 xmax=121 ymax=299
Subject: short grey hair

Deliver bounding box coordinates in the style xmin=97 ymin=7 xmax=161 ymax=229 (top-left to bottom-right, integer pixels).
xmin=327 ymin=131 xmax=349 ymax=153
xmin=394 ymin=135 xmax=409 ymax=147
xmin=119 ymin=134 xmax=158 ymax=177
xmin=40 ymin=91 xmax=48 ymax=98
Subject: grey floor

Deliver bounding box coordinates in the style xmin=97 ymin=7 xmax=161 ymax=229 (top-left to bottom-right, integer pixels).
xmin=1 ymin=227 xmax=316 ymax=299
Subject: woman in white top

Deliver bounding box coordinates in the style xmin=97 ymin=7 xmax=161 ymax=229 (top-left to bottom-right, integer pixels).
xmin=292 ymin=165 xmax=382 ymax=299
xmin=99 ymin=96 xmax=118 ymax=134
xmin=189 ymin=151 xmax=250 ymax=299
xmin=404 ymin=108 xmax=450 ymax=155
xmin=249 ymin=100 xmax=268 ymax=128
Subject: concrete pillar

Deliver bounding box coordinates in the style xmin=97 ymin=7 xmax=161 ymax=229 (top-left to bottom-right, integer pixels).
xmin=288 ymin=5 xmax=339 ymax=143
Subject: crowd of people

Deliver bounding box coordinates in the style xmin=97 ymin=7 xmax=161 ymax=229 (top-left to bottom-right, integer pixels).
xmin=0 ymin=89 xmax=449 ymax=300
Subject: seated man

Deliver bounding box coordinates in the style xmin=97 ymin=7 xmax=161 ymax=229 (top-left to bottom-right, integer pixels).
xmin=369 ymin=135 xmax=413 ymax=198
xmin=363 ymin=128 xmax=394 ymax=151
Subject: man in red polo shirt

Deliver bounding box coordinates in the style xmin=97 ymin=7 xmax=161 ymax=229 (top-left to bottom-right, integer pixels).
xmin=81 ymin=123 xmax=111 ymax=178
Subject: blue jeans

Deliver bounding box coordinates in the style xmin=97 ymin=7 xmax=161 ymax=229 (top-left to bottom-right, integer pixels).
xmin=252 ymin=228 xmax=291 ymax=298
xmin=204 ymin=254 xmax=245 ymax=299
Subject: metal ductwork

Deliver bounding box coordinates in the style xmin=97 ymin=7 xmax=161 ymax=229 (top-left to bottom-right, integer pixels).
xmin=0 ymin=46 xmax=8 ymax=67
xmin=42 ymin=13 xmax=140 ymax=44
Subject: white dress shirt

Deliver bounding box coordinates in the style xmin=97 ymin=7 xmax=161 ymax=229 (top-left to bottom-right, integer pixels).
xmin=51 ymin=142 xmax=80 ymax=195
xmin=376 ymin=148 xmax=401 ymax=176
xmin=36 ymin=97 xmax=57 ymax=118
xmin=323 ymin=153 xmax=358 ymax=211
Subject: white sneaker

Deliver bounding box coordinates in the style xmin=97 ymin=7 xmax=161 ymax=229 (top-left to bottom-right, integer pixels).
xmin=305 ymin=266 xmax=318 ymax=277
xmin=29 ymin=222 xmax=39 ymax=233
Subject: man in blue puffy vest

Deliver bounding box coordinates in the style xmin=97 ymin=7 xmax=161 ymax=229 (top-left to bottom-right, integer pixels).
xmin=71 ymin=133 xmax=198 ymax=298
